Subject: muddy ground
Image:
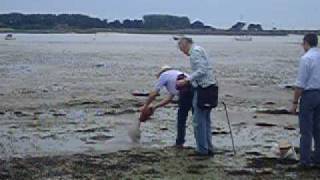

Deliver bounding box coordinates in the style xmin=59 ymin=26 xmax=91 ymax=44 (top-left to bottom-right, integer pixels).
xmin=0 ymin=33 xmax=319 ymax=179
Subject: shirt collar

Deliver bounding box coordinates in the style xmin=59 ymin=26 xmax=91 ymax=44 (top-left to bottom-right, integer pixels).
xmin=188 ymin=44 xmax=195 ymax=55
xmin=308 ymin=47 xmax=319 ymax=53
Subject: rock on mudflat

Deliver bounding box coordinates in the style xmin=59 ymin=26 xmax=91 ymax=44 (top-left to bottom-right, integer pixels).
xmin=14 ymin=111 xmax=32 ymax=117
xmin=256 ymin=108 xmax=292 ymax=115
xmin=160 ymin=125 xmax=168 ymax=131
xmin=284 ymin=125 xmax=296 ymax=130
xmin=74 ymin=127 xmax=110 ymax=133
xmin=255 ymin=122 xmax=277 ymax=127
xmin=279 ymin=84 xmax=295 ymax=90
xmin=89 ymin=134 xmax=114 ymax=141
xmin=264 ymin=101 xmax=276 ymax=105
xmin=212 ymin=127 xmax=229 ymax=135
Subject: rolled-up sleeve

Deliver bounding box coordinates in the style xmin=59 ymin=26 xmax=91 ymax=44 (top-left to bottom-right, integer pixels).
xmin=295 ymin=57 xmax=309 ymax=89
xmin=154 ymin=75 xmax=166 ymax=93
xmin=189 ymin=50 xmax=207 ymax=82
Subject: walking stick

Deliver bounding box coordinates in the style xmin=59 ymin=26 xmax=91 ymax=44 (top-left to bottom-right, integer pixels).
xmin=222 ymin=102 xmax=236 ymax=155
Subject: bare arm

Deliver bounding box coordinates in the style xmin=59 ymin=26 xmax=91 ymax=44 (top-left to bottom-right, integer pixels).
xmin=142 ymin=91 xmax=159 ymax=110
xmin=293 ymin=87 xmax=303 ymax=104
xmin=154 ymin=95 xmax=174 ymax=110
xmin=290 ymin=87 xmax=303 ymax=114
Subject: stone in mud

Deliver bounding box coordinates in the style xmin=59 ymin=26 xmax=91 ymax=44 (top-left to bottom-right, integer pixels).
xmin=212 ymin=128 xmax=229 ymax=135
xmin=14 ymin=111 xmax=32 ymax=117
xmin=52 ymin=111 xmax=67 ymax=117
xmin=9 ymin=125 xmax=19 ymax=129
xmin=75 ymin=127 xmax=110 ymax=133
xmin=160 ymin=125 xmax=168 ymax=131
xmin=249 ymin=83 xmax=258 ymax=87
xmin=255 ymin=122 xmax=277 ymax=127
xmin=90 ymin=134 xmax=114 ymax=141
xmin=264 ymin=101 xmax=276 ymax=105
xmin=279 ymin=84 xmax=295 ymax=90
xmin=33 ymin=112 xmax=43 ymax=115
xmin=284 ymin=125 xmax=296 ymax=130
xmin=256 ymin=108 xmax=292 ymax=115
xmin=95 ymin=63 xmax=105 ymax=68
xmin=85 ymin=141 xmax=97 ymax=144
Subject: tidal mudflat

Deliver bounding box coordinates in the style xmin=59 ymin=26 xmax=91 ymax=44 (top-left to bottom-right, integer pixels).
xmin=0 ymin=33 xmax=318 ymax=179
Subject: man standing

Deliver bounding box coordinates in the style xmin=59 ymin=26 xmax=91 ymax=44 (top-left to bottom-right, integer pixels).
xmin=140 ymin=66 xmax=193 ymax=148
xmin=177 ymin=37 xmax=216 ymax=156
xmin=290 ymin=33 xmax=320 ymax=167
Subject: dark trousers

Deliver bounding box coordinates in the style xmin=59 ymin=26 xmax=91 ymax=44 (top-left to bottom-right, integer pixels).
xmin=176 ymin=90 xmax=193 ymax=145
xmin=299 ymin=90 xmax=320 ymax=165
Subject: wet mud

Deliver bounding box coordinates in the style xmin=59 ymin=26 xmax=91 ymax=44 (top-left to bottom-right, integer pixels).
xmin=0 ymin=34 xmax=317 ymax=179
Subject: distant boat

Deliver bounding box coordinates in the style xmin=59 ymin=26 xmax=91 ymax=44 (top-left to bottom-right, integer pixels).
xmin=235 ymin=36 xmax=252 ymax=41
xmin=5 ymin=34 xmax=16 ymax=40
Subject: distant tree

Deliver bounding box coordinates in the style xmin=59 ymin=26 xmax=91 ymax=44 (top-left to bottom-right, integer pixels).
xmin=122 ymin=19 xmax=143 ymax=28
xmin=108 ymin=20 xmax=122 ymax=28
xmin=0 ymin=13 xmax=108 ymax=29
xmin=191 ymin=21 xmax=205 ymax=29
xmin=248 ymin=24 xmax=263 ymax=31
xmin=143 ymin=14 xmax=190 ymax=29
xmin=229 ymin=22 xmax=246 ymax=31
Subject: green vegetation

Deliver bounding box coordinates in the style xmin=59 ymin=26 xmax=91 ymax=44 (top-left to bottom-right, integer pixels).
xmin=0 ymin=13 xmax=209 ymax=30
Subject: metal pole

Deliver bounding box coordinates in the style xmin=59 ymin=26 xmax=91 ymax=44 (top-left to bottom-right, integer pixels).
xmin=222 ymin=102 xmax=236 ymax=155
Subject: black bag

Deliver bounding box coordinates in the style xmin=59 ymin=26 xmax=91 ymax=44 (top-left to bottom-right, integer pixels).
xmin=197 ymin=84 xmax=219 ymax=110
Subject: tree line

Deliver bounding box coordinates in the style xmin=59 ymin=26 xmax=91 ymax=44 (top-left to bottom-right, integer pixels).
xmin=0 ymin=13 xmax=212 ymax=30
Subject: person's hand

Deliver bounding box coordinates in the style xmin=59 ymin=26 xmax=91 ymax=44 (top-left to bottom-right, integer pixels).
xmin=139 ymin=105 xmax=147 ymax=112
xmin=289 ymin=103 xmax=298 ymax=115
xmin=176 ymin=79 xmax=189 ymax=88
xmin=149 ymin=104 xmax=156 ymax=112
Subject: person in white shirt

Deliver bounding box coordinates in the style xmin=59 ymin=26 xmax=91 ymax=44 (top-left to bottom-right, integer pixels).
xmin=290 ymin=33 xmax=320 ymax=167
xmin=140 ymin=66 xmax=193 ymax=148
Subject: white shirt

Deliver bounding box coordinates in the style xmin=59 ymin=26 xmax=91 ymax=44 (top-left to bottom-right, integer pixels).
xmin=154 ymin=70 xmax=189 ymax=96
xmin=295 ymin=47 xmax=320 ymax=90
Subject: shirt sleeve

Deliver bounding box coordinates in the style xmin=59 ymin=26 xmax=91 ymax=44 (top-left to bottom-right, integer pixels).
xmin=189 ymin=49 xmax=207 ymax=82
xmin=295 ymin=57 xmax=309 ymax=89
xmin=154 ymin=74 xmax=167 ymax=93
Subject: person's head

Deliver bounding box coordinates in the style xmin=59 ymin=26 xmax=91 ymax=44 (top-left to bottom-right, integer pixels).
xmin=302 ymin=33 xmax=318 ymax=52
xmin=178 ymin=37 xmax=193 ymax=56
xmin=157 ymin=65 xmax=172 ymax=78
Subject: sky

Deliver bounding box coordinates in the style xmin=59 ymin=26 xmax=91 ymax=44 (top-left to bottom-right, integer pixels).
xmin=1 ymin=0 xmax=320 ymax=30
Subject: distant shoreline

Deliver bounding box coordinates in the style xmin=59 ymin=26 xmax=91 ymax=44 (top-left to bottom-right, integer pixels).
xmin=0 ymin=28 xmax=319 ymax=36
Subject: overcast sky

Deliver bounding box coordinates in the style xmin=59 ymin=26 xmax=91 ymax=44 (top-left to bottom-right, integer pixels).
xmin=1 ymin=0 xmax=319 ymax=29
